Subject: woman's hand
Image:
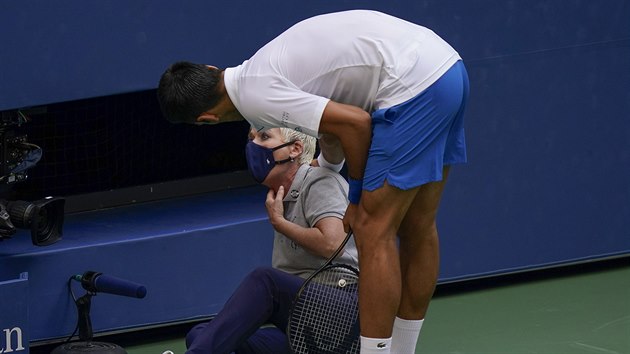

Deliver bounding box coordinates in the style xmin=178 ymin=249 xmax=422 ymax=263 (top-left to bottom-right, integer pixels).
xmin=265 ymin=186 xmax=286 ymax=229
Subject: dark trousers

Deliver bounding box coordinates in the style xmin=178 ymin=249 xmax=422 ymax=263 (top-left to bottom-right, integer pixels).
xmin=185 ymin=267 xmax=303 ymax=354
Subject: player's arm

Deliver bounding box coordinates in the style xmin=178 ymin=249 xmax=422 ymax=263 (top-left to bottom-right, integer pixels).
xmin=318 ymin=100 xmax=371 ymax=199
xmin=316 ymin=134 xmax=345 ymax=165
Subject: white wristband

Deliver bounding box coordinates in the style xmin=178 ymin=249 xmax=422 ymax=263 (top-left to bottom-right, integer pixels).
xmin=317 ymin=153 xmax=345 ymax=173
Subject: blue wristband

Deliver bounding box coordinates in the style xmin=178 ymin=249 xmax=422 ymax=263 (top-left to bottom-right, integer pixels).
xmin=348 ymin=177 xmax=363 ymax=205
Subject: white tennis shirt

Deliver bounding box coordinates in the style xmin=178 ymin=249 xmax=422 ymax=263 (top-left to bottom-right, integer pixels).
xmin=224 ymin=10 xmax=461 ymax=137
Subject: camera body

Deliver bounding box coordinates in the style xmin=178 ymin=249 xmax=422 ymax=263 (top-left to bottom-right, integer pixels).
xmin=1 ymin=111 xmax=32 ymax=183
xmin=0 ymin=129 xmax=30 ymax=184
xmin=0 ymin=110 xmax=64 ymax=246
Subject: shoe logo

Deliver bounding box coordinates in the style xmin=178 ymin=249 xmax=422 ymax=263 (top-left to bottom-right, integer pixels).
xmin=377 ymin=342 xmax=387 ymax=348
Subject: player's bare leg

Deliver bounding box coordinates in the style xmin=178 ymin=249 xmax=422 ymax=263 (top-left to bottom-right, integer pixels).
xmin=386 ymin=167 xmax=449 ymax=353
xmin=353 ymin=180 xmax=419 ymax=339
xmin=397 ymin=166 xmax=450 ymax=319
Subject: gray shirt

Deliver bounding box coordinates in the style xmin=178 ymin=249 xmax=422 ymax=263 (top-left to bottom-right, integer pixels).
xmin=272 ymin=164 xmax=359 ymax=278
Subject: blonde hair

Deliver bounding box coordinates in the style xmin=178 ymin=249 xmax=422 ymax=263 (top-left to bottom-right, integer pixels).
xmin=280 ymin=128 xmax=316 ymax=165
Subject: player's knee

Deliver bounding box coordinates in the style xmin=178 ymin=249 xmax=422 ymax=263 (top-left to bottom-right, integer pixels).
xmin=353 ymin=211 xmax=397 ymax=240
xmin=405 ymin=216 xmax=437 ymax=236
xmin=353 ymin=225 xmax=397 ymax=260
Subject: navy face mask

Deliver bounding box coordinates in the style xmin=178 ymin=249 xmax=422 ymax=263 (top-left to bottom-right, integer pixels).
xmin=245 ymin=140 xmax=295 ymax=183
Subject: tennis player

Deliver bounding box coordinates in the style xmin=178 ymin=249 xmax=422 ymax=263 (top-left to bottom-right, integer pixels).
xmin=185 ymin=127 xmax=358 ymax=354
xmin=158 ymin=10 xmax=469 ymax=353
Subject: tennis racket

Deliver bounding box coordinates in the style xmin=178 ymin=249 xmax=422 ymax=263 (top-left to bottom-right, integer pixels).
xmin=288 ymin=230 xmax=360 ymax=354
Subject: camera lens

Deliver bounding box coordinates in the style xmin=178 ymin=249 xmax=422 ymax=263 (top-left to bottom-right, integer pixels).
xmin=6 ymin=197 xmax=64 ymax=246
xmin=6 ymin=200 xmax=33 ymax=227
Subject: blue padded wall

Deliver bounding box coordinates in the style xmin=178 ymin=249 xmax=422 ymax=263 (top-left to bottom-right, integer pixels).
xmin=433 ymin=1 xmax=630 ymax=280
xmin=0 ymin=187 xmax=273 ymax=341
xmin=0 ymin=273 xmax=29 ymax=353
xmin=0 ymin=0 xmax=629 ymax=342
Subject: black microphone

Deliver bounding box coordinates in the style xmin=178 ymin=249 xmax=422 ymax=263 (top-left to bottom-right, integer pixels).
xmin=72 ymin=271 xmax=147 ymax=299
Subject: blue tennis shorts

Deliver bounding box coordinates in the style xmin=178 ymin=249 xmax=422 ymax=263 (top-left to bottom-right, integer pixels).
xmin=363 ymin=60 xmax=470 ymax=191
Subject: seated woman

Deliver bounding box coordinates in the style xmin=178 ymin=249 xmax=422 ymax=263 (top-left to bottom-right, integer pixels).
xmin=184 ymin=127 xmax=358 ymax=354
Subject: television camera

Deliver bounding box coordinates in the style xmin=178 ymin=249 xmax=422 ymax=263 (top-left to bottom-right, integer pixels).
xmin=0 ymin=109 xmax=64 ymax=246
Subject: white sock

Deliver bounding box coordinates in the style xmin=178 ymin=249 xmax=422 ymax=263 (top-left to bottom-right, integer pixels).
xmin=360 ymin=336 xmax=392 ymax=354
xmin=390 ymin=317 xmax=424 ymax=353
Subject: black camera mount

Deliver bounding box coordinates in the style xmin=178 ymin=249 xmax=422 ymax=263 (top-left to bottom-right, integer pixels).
xmin=0 ymin=109 xmax=65 ymax=246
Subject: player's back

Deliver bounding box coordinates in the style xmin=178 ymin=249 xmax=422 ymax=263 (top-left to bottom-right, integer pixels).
xmin=252 ymin=10 xmax=460 ymax=109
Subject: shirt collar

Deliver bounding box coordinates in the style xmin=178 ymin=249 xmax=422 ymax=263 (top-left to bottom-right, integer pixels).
xmin=284 ymin=164 xmax=311 ymax=202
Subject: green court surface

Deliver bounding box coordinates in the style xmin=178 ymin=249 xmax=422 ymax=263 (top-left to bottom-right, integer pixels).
xmin=416 ymin=261 xmax=630 ymax=354
xmin=34 ymin=259 xmax=629 ymax=354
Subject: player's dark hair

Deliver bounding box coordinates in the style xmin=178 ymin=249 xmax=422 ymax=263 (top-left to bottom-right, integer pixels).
xmin=157 ymin=61 xmax=223 ymax=124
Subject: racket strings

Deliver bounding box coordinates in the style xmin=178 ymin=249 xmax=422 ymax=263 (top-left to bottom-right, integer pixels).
xmin=289 ymin=265 xmax=360 ymax=353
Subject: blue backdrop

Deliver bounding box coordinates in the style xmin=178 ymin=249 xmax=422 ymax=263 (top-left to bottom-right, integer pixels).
xmin=0 ymin=0 xmax=629 ymax=343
